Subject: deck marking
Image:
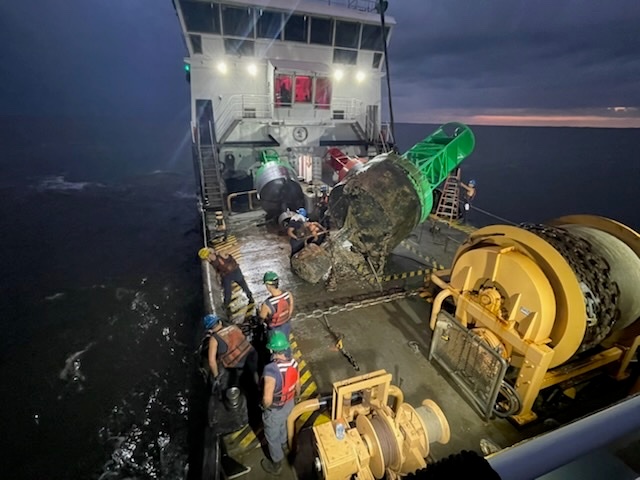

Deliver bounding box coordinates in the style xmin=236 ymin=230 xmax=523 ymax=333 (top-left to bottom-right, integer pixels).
xmin=299 ymin=370 xmax=312 ymax=386
xmin=301 ymin=381 xmax=317 ymax=399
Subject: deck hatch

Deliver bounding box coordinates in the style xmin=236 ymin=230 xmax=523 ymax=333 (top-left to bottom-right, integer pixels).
xmin=429 ymin=311 xmax=507 ymax=420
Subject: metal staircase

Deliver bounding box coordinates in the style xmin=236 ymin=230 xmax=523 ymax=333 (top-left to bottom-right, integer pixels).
xmin=196 ymin=122 xmax=226 ymax=230
xmin=434 ymin=170 xmax=461 ymax=223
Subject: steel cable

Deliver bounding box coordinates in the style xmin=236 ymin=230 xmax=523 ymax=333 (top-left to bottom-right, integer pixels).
xmin=371 ymin=415 xmax=399 ymax=470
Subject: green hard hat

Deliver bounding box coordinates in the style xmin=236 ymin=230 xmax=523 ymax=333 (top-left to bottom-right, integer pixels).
xmin=263 ymin=271 xmax=279 ymax=284
xmin=266 ymin=331 xmax=290 ymax=352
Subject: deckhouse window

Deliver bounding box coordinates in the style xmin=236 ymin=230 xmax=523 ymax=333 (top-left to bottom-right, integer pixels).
xmin=295 ymin=76 xmax=312 ymax=103
xmin=333 ymin=49 xmax=358 ymax=65
xmin=274 ymin=74 xmax=332 ymax=108
xmin=360 ymin=24 xmax=389 ymax=51
xmin=257 ymin=9 xmax=282 ymax=39
xmin=224 ymin=38 xmax=255 ymax=56
xmin=284 ymin=14 xmax=308 ymax=42
xmin=275 ymin=75 xmax=293 ymax=107
xmin=189 ymin=34 xmax=203 ymax=54
xmin=314 ymin=77 xmax=331 ymax=109
xmin=373 ymin=52 xmax=383 ymax=69
xmin=334 ymin=21 xmax=360 ymax=49
xmin=310 ymin=17 xmax=332 ymax=45
xmin=222 ymin=5 xmax=254 ymax=38
xmin=180 ymin=1 xmax=220 ymax=34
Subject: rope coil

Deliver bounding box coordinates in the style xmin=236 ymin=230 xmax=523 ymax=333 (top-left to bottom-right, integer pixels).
xmin=370 ymin=415 xmax=399 ymax=470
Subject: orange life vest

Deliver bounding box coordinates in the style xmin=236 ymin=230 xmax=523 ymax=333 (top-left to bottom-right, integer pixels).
xmin=272 ymin=358 xmax=299 ymax=407
xmin=215 ymin=325 xmax=251 ymax=368
xmin=210 ymin=254 xmax=238 ymax=276
xmin=264 ymin=292 xmax=292 ymax=328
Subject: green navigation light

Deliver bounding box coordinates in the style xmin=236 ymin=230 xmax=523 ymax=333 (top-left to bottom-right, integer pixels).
xmin=184 ymin=64 xmax=190 ymax=72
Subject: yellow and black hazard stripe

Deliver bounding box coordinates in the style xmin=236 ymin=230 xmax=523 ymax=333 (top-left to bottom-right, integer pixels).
xmin=223 ymin=333 xmax=325 ymax=455
xmin=427 ymin=214 xmax=477 ymax=235
xmin=398 ymin=240 xmax=445 ymax=267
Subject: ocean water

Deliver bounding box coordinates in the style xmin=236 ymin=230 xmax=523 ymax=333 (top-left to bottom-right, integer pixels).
xmin=1 ymin=117 xmax=639 ymax=479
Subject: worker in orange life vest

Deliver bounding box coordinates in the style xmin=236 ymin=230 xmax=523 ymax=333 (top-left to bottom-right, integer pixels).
xmin=260 ymin=331 xmax=300 ymax=475
xmin=198 ymin=247 xmax=254 ymax=310
xmin=203 ymin=314 xmax=258 ymax=388
xmin=258 ymin=271 xmax=294 ymax=339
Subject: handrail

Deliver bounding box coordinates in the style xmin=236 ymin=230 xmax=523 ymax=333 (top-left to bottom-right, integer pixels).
xmin=313 ymin=0 xmax=378 ymax=12
xmin=215 ymin=94 xmax=272 ymax=141
xmin=215 ymin=94 xmax=365 ymax=142
xmin=226 ymin=190 xmax=259 ymax=212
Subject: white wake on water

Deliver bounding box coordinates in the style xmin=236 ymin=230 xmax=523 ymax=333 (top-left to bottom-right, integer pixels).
xmin=59 ymin=341 xmax=96 ymax=392
xmin=36 ymin=175 xmax=104 ymax=192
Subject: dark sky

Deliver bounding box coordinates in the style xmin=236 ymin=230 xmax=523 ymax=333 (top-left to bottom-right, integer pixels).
xmin=1 ymin=0 xmax=639 ymax=126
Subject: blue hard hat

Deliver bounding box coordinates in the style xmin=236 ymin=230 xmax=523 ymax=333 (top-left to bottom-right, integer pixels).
xmin=320 ymin=185 xmax=328 ymax=193
xmin=468 ymin=179 xmax=476 ymax=187
xmin=297 ymin=208 xmax=307 ymax=217
xmin=203 ymin=314 xmax=219 ymax=329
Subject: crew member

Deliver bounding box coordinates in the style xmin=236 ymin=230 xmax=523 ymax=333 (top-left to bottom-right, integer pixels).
xmin=258 ymin=271 xmax=294 ymax=340
xmin=260 ymin=332 xmax=300 ymax=475
xmin=305 ymin=220 xmax=326 ymax=246
xmin=316 ymin=185 xmax=330 ymax=229
xmin=287 ymin=208 xmax=307 ymax=257
xmin=202 ymin=313 xmax=258 ymax=387
xmin=459 ymin=179 xmax=476 ymax=221
xmin=198 ymin=247 xmax=254 ymax=310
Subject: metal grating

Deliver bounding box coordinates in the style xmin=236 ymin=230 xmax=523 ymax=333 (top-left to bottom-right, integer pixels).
xmin=429 ymin=311 xmax=507 ymax=419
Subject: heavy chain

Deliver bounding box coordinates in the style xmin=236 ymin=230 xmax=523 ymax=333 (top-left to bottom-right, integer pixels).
xmin=292 ymin=288 xmax=421 ymax=322
xmin=521 ymin=223 xmax=620 ymax=351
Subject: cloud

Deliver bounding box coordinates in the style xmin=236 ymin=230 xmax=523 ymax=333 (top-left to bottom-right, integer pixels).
xmin=385 ymin=0 xmax=640 ymax=125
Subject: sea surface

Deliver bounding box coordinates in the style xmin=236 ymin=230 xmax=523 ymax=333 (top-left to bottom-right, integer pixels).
xmin=1 ymin=117 xmax=639 ymax=479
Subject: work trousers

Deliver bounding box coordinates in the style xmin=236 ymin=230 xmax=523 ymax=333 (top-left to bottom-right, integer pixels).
xmin=290 ymin=238 xmax=305 ymax=258
xmin=262 ymin=400 xmax=295 ymax=463
xmin=222 ymin=269 xmax=252 ymax=307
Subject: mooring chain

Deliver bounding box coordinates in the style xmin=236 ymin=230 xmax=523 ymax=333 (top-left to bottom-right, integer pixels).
xmin=292 ymin=289 xmax=420 ymax=322
xmin=521 ymin=223 xmax=619 ymax=350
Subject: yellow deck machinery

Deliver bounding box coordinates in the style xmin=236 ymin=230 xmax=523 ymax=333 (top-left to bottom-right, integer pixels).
xmin=429 ymin=215 xmax=640 ymax=424
xmin=287 ymin=370 xmax=450 ymax=479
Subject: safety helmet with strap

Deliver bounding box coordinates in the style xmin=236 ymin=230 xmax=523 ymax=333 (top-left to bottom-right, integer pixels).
xmin=266 ymin=331 xmax=290 ymax=352
xmin=263 ymin=271 xmax=279 ymax=285
xmin=203 ymin=314 xmax=220 ymax=330
xmin=198 ymin=247 xmax=212 ymax=260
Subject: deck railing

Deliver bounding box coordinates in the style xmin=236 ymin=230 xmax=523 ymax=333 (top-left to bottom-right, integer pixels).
xmin=310 ymin=0 xmax=379 ymax=12
xmin=214 ymin=94 xmax=365 ymax=142
xmin=215 ymin=94 xmax=272 ymax=142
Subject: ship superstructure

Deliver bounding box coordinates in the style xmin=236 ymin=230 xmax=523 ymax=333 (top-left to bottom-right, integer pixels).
xmin=173 ymin=0 xmax=395 ymax=233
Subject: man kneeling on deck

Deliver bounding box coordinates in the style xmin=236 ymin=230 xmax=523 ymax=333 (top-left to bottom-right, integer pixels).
xmin=261 ymin=332 xmax=300 ymax=475
xmin=203 ymin=314 xmax=258 ymax=388
xmin=198 ymin=247 xmax=254 ymax=314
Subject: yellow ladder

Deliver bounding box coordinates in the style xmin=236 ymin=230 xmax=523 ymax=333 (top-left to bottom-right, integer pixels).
xmin=434 ymin=170 xmax=461 ymax=223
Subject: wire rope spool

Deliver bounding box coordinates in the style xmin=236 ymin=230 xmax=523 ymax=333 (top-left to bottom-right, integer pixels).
xmin=370 ymin=413 xmax=402 ymax=473
xmin=415 ymin=400 xmax=450 ymax=446
xmin=356 ymin=414 xmax=385 ymax=479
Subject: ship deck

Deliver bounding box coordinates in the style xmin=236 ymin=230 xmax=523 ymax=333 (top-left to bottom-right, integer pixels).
xmin=208 ymin=210 xmax=632 ymax=478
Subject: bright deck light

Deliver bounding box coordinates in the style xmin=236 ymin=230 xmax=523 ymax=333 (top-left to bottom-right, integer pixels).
xmin=356 ymin=71 xmax=366 ymax=82
xmin=217 ymin=62 xmax=228 ymax=74
xmin=334 ymin=69 xmax=344 ymax=81
xmin=247 ymin=63 xmax=257 ymax=76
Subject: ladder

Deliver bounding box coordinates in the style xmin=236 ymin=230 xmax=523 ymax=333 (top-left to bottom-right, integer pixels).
xmin=434 ymin=170 xmax=461 ymax=223
xmin=196 ymin=121 xmax=226 ymax=239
